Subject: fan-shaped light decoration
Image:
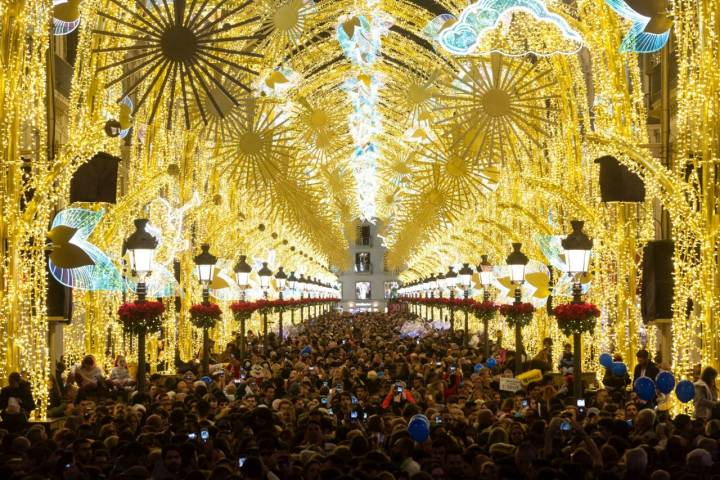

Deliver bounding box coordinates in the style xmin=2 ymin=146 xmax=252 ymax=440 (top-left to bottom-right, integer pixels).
xmin=93 ymin=0 xmax=263 ymax=129
xmin=257 ymin=0 xmax=317 ymax=51
xmin=435 ymin=53 xmax=556 ymax=166
xmin=216 ymin=98 xmax=295 ymax=193
xmin=414 ymin=128 xmax=500 ymax=203
xmin=604 ymin=0 xmax=672 ymax=53
xmin=53 ymin=0 xmax=82 ymax=36
xmin=48 ymin=209 xmax=123 ymax=291
xmin=293 ymin=97 xmax=348 ymax=163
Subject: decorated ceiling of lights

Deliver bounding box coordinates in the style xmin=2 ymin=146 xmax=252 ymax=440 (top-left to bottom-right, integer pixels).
xmin=2 ymin=0 xmax=718 ymax=416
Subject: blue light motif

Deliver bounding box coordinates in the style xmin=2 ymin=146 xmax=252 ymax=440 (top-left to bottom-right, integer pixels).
xmin=604 ymin=0 xmax=670 ymax=53
xmin=433 ymin=0 xmax=584 ymax=56
xmin=48 ymin=209 xmax=124 ymax=291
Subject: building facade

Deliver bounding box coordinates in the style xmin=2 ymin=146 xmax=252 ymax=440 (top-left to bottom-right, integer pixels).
xmin=337 ymin=219 xmax=398 ymax=312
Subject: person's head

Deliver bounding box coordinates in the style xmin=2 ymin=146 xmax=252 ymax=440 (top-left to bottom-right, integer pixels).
xmin=542 ymin=338 xmax=553 ymax=349
xmin=624 ymin=402 xmax=638 ymax=420
xmin=72 ymin=438 xmax=93 ymax=465
xmin=8 ymin=372 xmax=21 ymax=387
xmin=635 ymin=408 xmax=656 ymax=430
xmin=624 ymin=447 xmax=647 ymax=475
xmin=445 ymin=447 xmax=465 ymax=477
xmin=635 ymin=350 xmax=649 ymax=367
xmin=701 ymin=366 xmax=718 ymax=386
xmin=563 ymin=343 xmax=571 ymax=353
xmin=81 ymin=356 xmax=95 ymax=368
xmin=162 ymin=444 xmax=183 ymax=473
xmin=115 ymin=355 xmax=127 ymax=368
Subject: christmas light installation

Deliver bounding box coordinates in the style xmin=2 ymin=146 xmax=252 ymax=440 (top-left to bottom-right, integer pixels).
xmin=431 ymin=0 xmax=584 ymax=56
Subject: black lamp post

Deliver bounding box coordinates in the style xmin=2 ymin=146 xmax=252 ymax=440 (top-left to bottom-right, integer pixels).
xmin=562 ymin=220 xmax=593 ymax=400
xmin=445 ymin=266 xmax=458 ymax=332
xmin=428 ymin=273 xmax=437 ymax=322
xmin=298 ymin=274 xmax=306 ymax=322
xmin=477 ymin=254 xmax=494 ymax=359
xmin=258 ymin=262 xmax=272 ymax=349
xmin=275 ymin=267 xmax=287 ymax=339
xmin=194 ymin=243 xmax=217 ymax=375
xmin=506 ymin=243 xmax=529 ymax=376
xmin=125 ymin=219 xmax=158 ymax=392
xmin=288 ymin=271 xmax=298 ymax=325
xmin=458 ymin=263 xmax=474 ymax=347
xmin=233 ymin=254 xmax=252 ymax=362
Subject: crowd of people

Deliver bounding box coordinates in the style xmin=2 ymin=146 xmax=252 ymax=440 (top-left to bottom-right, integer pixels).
xmin=1 ymin=310 xmax=719 ymax=479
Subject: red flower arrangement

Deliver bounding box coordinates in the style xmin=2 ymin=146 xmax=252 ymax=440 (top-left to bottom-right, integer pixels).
xmin=472 ymin=300 xmax=499 ymax=321
xmin=189 ymin=303 xmax=222 ymax=329
xmin=117 ymin=301 xmax=165 ymax=335
xmin=230 ymin=301 xmax=257 ymax=320
xmin=499 ymin=302 xmax=535 ymax=328
xmin=254 ymin=299 xmax=274 ymax=314
xmin=552 ymin=302 xmax=601 ymax=336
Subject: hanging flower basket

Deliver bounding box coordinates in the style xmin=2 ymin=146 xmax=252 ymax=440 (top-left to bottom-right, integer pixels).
xmin=552 ymin=302 xmax=601 ymax=336
xmin=190 ymin=303 xmax=222 ymax=329
xmin=117 ymin=301 xmax=165 ymax=336
xmin=230 ymin=301 xmax=256 ymax=320
xmin=499 ymin=302 xmax=535 ymax=328
xmin=255 ymin=299 xmax=274 ymax=315
xmin=473 ymin=300 xmax=499 ymax=321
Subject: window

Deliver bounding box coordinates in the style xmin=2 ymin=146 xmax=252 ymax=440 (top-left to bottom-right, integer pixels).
xmin=356 ymin=224 xmax=371 ymax=245
xmin=355 ymin=282 xmax=371 ymax=300
xmin=355 ymin=252 xmax=371 ymax=272
xmin=384 ymin=282 xmax=399 ymax=299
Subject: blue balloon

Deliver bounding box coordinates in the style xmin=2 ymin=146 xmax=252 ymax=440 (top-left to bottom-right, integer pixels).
xmin=676 ymin=380 xmax=695 ymax=403
xmin=301 ymin=345 xmax=312 ymax=356
xmin=474 ymin=363 xmax=484 ymax=373
xmin=200 ymin=376 xmax=212 ymax=384
xmin=635 ymin=376 xmax=656 ymax=401
xmin=487 ymin=358 xmax=497 ymax=369
xmin=655 ymin=371 xmax=676 ymax=394
xmin=408 ymin=414 xmax=430 ymax=442
xmin=599 ymin=353 xmax=613 ymax=369
xmin=611 ymin=361 xmax=627 ymax=376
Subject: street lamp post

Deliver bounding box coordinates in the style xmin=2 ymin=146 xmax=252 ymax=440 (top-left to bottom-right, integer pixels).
xmin=298 ymin=274 xmax=306 ymax=323
xmin=445 ymin=266 xmax=458 ymax=332
xmin=233 ymin=255 xmax=252 ymax=363
xmin=562 ymin=220 xmax=593 ymax=401
xmin=194 ymin=244 xmax=217 ymax=375
xmin=125 ymin=219 xmax=158 ymax=392
xmin=506 ymin=243 xmax=529 ymax=376
xmin=275 ymin=267 xmax=287 ymax=340
xmin=477 ymin=255 xmax=494 ymax=359
xmin=458 ymin=263 xmax=474 ymax=348
xmin=258 ymin=262 xmax=273 ymax=350
xmin=288 ymin=271 xmax=298 ymax=325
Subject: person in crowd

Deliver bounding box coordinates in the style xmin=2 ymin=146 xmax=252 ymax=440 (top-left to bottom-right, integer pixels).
xmin=109 ymin=355 xmax=135 ymax=389
xmin=0 ymin=311 xmax=716 ymax=479
xmin=557 ymin=343 xmax=574 ymax=375
xmin=694 ymin=366 xmax=718 ymax=420
xmin=0 ymin=372 xmax=36 ymax=415
xmin=68 ymin=355 xmax=104 ymax=397
xmin=633 ymin=349 xmax=659 ymax=383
